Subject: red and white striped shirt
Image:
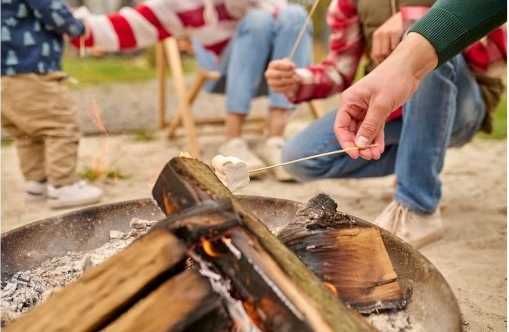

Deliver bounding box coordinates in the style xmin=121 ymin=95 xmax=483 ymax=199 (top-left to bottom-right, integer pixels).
xmin=292 ymin=0 xmax=507 ymax=120
xmin=72 ymin=0 xmax=286 ymax=56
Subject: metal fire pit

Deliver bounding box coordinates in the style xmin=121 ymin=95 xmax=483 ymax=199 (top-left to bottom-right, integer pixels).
xmin=1 ymin=196 xmax=462 ymax=331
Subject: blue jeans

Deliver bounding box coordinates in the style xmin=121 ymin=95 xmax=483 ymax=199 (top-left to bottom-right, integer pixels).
xmin=282 ymin=55 xmax=486 ymax=214
xmin=193 ymin=4 xmax=312 ymax=114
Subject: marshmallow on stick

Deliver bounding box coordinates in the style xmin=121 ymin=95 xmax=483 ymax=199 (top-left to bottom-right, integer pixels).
xmin=212 ymin=155 xmax=250 ymax=191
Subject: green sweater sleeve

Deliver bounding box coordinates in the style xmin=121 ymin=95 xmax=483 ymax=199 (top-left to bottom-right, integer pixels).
xmin=409 ymin=0 xmax=506 ymax=65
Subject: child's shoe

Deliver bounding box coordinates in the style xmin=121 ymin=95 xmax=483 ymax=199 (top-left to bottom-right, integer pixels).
xmin=25 ymin=180 xmax=47 ymax=201
xmin=48 ymin=181 xmax=103 ymax=209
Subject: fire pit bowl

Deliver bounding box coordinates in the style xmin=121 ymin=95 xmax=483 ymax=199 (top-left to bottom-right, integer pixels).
xmin=1 ymin=196 xmax=462 ymax=331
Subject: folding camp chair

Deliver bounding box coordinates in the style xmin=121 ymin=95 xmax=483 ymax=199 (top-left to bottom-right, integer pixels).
xmin=156 ymin=37 xmax=324 ymax=158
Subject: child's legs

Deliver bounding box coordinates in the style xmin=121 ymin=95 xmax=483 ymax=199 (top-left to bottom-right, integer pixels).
xmin=1 ymin=108 xmax=46 ymax=182
xmin=2 ymin=72 xmax=80 ymax=186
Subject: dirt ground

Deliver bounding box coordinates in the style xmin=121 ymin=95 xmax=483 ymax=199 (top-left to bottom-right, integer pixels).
xmin=1 ymin=81 xmax=507 ymax=331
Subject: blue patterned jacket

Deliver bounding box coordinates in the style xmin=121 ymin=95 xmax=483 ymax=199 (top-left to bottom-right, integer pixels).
xmin=1 ymin=0 xmax=85 ymax=76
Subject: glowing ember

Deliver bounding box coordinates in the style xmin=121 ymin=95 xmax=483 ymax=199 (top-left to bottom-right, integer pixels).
xmin=201 ymin=238 xmax=221 ymax=257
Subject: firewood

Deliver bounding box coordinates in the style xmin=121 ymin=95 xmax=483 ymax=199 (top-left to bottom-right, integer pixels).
xmin=5 ymin=229 xmax=187 ymax=332
xmin=152 ymin=157 xmax=375 ymax=332
xmin=279 ymin=194 xmax=409 ymax=313
xmin=105 ymin=270 xmax=220 ymax=332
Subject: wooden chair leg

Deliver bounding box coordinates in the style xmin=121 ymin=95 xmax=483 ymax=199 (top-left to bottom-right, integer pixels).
xmin=167 ymin=70 xmax=209 ymax=138
xmin=164 ymin=38 xmax=200 ymax=157
xmin=156 ymin=43 xmax=167 ymax=129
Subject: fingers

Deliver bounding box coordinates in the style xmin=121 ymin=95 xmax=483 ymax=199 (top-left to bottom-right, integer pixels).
xmin=389 ymin=32 xmax=400 ymax=52
xmin=353 ymin=95 xmax=390 ymax=160
xmin=266 ymin=59 xmax=299 ymax=97
xmin=335 ymin=106 xmax=361 ymax=159
xmin=371 ymin=31 xmax=391 ymax=64
xmin=358 ymin=129 xmax=384 ymax=160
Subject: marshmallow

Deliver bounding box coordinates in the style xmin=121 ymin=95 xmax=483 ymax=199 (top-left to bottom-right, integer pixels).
xmin=211 ymin=155 xmax=250 ymax=191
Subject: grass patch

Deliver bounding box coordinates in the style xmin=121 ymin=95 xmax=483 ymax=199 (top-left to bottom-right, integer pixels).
xmin=63 ymin=55 xmax=155 ymax=86
xmin=131 ymin=129 xmax=157 ymax=142
xmin=79 ymin=166 xmax=129 ymax=182
xmin=1 ymin=137 xmax=13 ymax=147
xmin=63 ymin=49 xmax=197 ymax=87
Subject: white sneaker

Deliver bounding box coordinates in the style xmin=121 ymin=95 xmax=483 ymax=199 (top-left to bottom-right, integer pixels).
xmin=257 ymin=137 xmax=294 ymax=182
xmin=373 ymin=200 xmax=444 ymax=249
xmin=47 ymin=181 xmax=103 ymax=209
xmin=218 ymin=138 xmax=265 ymax=173
xmin=25 ymin=180 xmax=47 ymax=201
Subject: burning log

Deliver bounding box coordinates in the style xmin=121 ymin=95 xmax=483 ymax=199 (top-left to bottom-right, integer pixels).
xmin=278 ymin=194 xmax=410 ymax=313
xmin=152 ymin=156 xmax=375 ymax=332
xmin=104 ymin=270 xmax=220 ymax=332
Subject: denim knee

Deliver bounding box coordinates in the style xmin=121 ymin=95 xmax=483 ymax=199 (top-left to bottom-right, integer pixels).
xmin=282 ymin=141 xmax=323 ymax=181
xmin=429 ymin=55 xmax=459 ymax=81
xmin=238 ymin=9 xmax=274 ymax=38
xmin=277 ymin=4 xmax=308 ymax=29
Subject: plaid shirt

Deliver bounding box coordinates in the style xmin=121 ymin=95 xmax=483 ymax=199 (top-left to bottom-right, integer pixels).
xmin=292 ymin=0 xmax=506 ymax=121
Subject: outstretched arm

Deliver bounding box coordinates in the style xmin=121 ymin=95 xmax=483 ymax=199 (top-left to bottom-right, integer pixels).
xmin=265 ymin=0 xmax=364 ymax=103
xmin=336 ymin=0 xmax=506 ymax=160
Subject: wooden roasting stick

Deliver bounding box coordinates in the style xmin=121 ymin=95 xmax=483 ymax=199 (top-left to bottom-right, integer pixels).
xmin=152 ymin=157 xmax=375 ymax=332
xmin=249 ymin=145 xmax=378 ymax=175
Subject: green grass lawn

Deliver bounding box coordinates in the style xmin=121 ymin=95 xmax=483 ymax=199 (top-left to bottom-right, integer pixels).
xmin=63 ymin=55 xmax=156 ymax=86
xmin=62 ymin=50 xmax=196 ymax=87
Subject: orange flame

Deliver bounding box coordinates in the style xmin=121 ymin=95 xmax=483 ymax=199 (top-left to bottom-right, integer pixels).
xmin=201 ymin=238 xmax=221 ymax=257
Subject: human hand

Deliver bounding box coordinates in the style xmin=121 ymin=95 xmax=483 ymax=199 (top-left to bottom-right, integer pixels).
xmin=335 ymin=33 xmax=438 ymax=160
xmin=371 ymin=12 xmax=404 ymax=64
xmin=265 ymin=58 xmax=301 ymax=100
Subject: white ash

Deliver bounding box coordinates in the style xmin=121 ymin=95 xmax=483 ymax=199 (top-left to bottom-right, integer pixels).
xmin=1 ymin=218 xmax=156 ymax=324
xmin=367 ymin=310 xmax=422 ymax=332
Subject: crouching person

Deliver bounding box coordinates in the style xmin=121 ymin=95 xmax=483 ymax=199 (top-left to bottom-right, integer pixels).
xmin=265 ymin=0 xmax=506 ymax=249
xmin=1 ymin=0 xmax=103 ymax=208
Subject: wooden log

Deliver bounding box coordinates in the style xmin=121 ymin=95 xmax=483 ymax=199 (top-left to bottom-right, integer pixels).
xmin=6 ymin=230 xmax=187 ymax=332
xmin=152 ymin=157 xmax=375 ymax=332
xmin=105 ymin=270 xmax=220 ymax=332
xmin=194 ymin=229 xmax=312 ymax=332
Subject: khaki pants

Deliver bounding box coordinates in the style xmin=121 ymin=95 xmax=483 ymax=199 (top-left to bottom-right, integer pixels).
xmin=2 ymin=72 xmax=80 ymax=186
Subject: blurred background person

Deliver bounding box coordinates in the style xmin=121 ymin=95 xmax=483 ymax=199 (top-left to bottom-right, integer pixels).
xmin=71 ymin=0 xmax=312 ymax=181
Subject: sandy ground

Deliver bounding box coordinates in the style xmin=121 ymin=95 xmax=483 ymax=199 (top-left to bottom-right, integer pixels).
xmin=1 ymin=80 xmax=507 ymax=331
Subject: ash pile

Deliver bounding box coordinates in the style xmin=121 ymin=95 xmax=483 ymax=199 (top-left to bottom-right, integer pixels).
xmin=1 ymin=218 xmax=156 ymax=323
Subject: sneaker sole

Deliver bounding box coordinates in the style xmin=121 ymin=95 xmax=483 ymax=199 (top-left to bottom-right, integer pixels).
xmin=25 ymin=192 xmax=47 ymax=202
xmin=48 ymin=196 xmax=102 ymax=209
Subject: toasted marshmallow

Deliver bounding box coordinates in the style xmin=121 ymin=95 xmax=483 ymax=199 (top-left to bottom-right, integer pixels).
xmin=211 ymin=155 xmax=250 ymax=191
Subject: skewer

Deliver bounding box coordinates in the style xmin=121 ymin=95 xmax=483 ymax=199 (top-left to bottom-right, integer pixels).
xmin=288 ymin=0 xmax=322 ymax=60
xmin=249 ymin=145 xmax=378 ymax=175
